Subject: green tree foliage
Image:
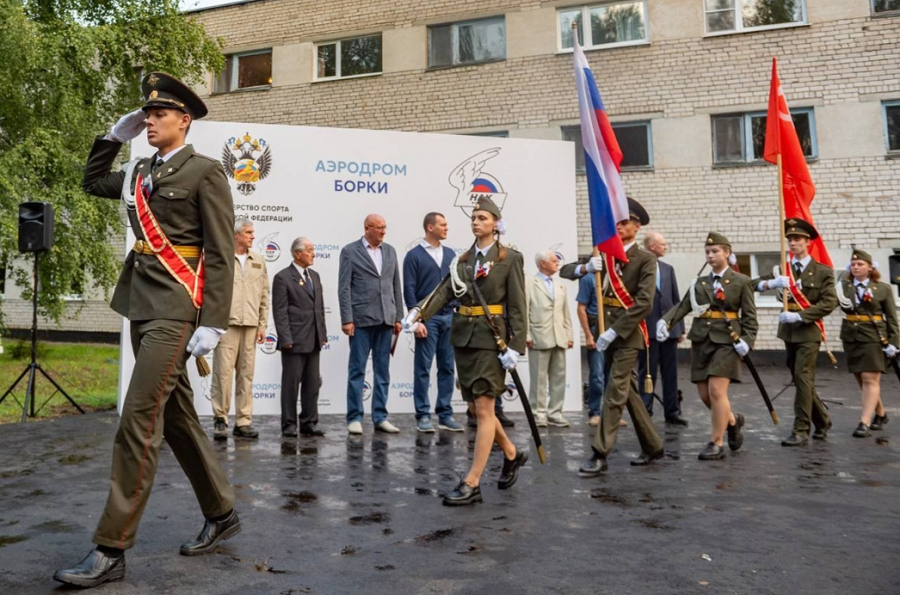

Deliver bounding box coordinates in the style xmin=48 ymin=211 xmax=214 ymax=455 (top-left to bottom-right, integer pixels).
xmin=0 ymin=0 xmax=222 ymax=324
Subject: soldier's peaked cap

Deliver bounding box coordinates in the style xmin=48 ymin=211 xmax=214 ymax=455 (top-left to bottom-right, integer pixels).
xmin=625 ymin=197 xmax=650 ymax=226
xmin=784 ymin=218 xmax=819 ymax=240
xmin=141 ymin=72 xmax=208 ymax=120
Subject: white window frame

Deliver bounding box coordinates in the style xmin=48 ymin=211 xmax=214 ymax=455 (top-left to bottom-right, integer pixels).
xmin=427 ymin=16 xmax=507 ymax=69
xmin=704 ymin=0 xmax=807 ymax=37
xmin=884 ymin=100 xmax=900 ymax=155
xmin=872 ymin=0 xmax=900 ymax=16
xmin=747 ymin=253 xmax=782 ymax=307
xmin=557 ymin=1 xmax=650 ymax=52
xmin=217 ymin=49 xmax=272 ymax=93
xmin=561 ymin=122 xmax=654 ymax=171
xmin=712 ymin=108 xmax=817 ymax=165
xmin=313 ymin=34 xmax=383 ymax=82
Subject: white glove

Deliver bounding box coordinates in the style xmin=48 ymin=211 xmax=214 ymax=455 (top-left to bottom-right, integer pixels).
xmin=585 ymin=256 xmax=604 ymax=274
xmin=733 ymin=339 xmax=750 ymax=357
xmin=186 ymin=326 xmax=224 ymax=358
xmin=110 ymin=109 xmax=148 ymax=143
xmin=767 ymin=276 xmax=791 ymax=290
xmin=401 ymin=308 xmax=420 ymax=333
xmin=778 ymin=312 xmax=803 ymax=325
xmin=656 ymin=320 xmax=670 ymax=342
xmin=498 ymin=349 xmax=520 ymax=370
xmin=884 ymin=344 xmax=899 ymax=359
xmin=596 ymin=328 xmax=617 ymax=352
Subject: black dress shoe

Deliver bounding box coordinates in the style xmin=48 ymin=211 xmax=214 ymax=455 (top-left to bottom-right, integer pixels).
xmin=54 ymin=548 xmax=126 ymax=588
xmin=578 ymin=455 xmax=608 ymax=477
xmin=233 ymin=425 xmax=259 ymax=439
xmin=180 ymin=510 xmax=241 ymax=556
xmin=282 ymin=428 xmax=298 ymax=438
xmin=497 ymin=448 xmax=529 ymax=490
xmin=300 ymin=427 xmax=325 ymax=437
xmin=698 ymin=442 xmax=726 ymax=460
xmin=871 ymin=414 xmax=889 ymax=431
xmin=665 ymin=415 xmax=689 ymax=427
xmin=466 ymin=410 xmax=478 ymax=428
xmin=853 ymin=422 xmax=871 ymax=438
xmin=631 ymin=449 xmax=664 ymax=466
xmin=496 ymin=410 xmax=515 ymax=428
xmin=727 ymin=412 xmax=745 ymax=451
xmin=782 ymin=433 xmax=809 ymax=447
xmin=442 ymin=481 xmax=482 ymax=506
xmin=213 ymin=417 xmax=228 ymax=441
xmin=812 ymin=421 xmax=832 ymax=441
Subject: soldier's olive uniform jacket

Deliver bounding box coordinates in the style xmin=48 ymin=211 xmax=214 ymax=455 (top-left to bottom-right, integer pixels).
xmin=598 ymin=245 xmax=657 ymax=350
xmin=663 ymin=268 xmax=758 ymax=347
xmin=82 ymin=137 xmax=235 ymax=328
xmin=838 ymin=278 xmax=900 ymax=347
xmin=753 ymin=260 xmax=837 ymax=343
xmin=419 ymin=243 xmax=527 ymax=354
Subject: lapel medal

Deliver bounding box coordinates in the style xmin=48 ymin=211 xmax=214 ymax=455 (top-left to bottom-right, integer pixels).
xmin=475 ymin=261 xmax=493 ymax=280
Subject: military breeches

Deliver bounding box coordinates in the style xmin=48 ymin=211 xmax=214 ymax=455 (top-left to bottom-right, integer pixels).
xmin=786 ymin=341 xmax=830 ymax=437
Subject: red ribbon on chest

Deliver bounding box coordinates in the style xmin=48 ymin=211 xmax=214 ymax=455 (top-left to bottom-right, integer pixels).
xmin=604 ymin=253 xmax=649 ymax=347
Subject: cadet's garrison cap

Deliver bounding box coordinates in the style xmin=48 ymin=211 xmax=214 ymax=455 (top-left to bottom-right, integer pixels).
xmin=850 ymin=249 xmax=873 ymax=265
xmin=625 ymin=197 xmax=650 ymax=226
xmin=473 ymin=197 xmax=502 ymax=220
xmin=784 ymin=218 xmax=819 ymax=240
xmin=705 ymin=231 xmax=731 ymax=248
xmin=141 ymin=72 xmax=208 ymax=120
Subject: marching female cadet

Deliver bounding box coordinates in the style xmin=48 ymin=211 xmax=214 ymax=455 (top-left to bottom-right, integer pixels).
xmin=403 ymin=197 xmax=528 ymax=506
xmin=837 ymin=249 xmax=899 ymax=437
xmin=659 ymin=232 xmax=758 ymax=460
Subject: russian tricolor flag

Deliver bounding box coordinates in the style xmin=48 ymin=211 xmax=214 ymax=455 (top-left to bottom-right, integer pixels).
xmin=574 ymin=37 xmax=628 ymax=262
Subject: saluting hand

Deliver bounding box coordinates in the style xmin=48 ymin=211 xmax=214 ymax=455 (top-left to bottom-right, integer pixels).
xmin=109 ymin=108 xmax=148 ymax=143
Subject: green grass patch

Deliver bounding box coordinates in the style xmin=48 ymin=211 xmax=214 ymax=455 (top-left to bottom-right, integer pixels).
xmin=0 ymin=341 xmax=119 ymax=424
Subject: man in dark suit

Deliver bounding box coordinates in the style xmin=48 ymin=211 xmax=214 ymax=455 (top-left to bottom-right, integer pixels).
xmin=273 ymin=237 xmax=328 ymax=438
xmin=338 ymin=214 xmax=404 ymax=434
xmin=638 ymin=232 xmax=687 ymax=425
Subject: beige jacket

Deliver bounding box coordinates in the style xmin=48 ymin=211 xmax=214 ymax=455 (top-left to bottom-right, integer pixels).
xmin=527 ymin=274 xmax=573 ymax=350
xmin=230 ymin=250 xmax=270 ymax=329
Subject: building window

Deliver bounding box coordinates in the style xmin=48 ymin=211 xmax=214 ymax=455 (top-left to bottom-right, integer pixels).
xmin=873 ymin=0 xmax=900 ymax=15
xmin=884 ymin=101 xmax=900 ymax=153
xmin=558 ymin=2 xmax=649 ymax=51
xmin=315 ymin=34 xmax=383 ymax=81
xmin=428 ymin=17 xmax=506 ymax=68
xmin=736 ymin=252 xmax=782 ymax=305
xmin=705 ymin=0 xmax=806 ymax=35
xmin=215 ymin=50 xmax=272 ymax=93
xmin=562 ymin=122 xmax=653 ymax=172
xmin=712 ymin=108 xmax=816 ymax=165
xmin=465 ymin=131 xmax=509 ymax=138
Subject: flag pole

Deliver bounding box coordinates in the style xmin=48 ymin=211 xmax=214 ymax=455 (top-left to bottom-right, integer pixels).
xmin=776 ymin=153 xmax=788 ymax=312
xmin=593 ymin=248 xmax=606 ymax=334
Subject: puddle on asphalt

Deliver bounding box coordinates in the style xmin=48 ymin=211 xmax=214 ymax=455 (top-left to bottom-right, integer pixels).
xmin=281 ymin=491 xmax=318 ymax=514
xmin=32 ymin=519 xmax=79 ymax=533
xmin=590 ymin=488 xmax=629 ymax=506
xmin=348 ymin=512 xmax=390 ymax=525
xmin=58 ymin=454 xmax=90 ymax=465
xmin=415 ymin=528 xmax=454 ymax=542
xmin=0 ymin=535 xmax=27 ymax=547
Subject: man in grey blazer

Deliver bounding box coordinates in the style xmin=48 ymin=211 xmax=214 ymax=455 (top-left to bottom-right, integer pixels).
xmin=273 ymin=237 xmax=328 ymax=438
xmin=339 ymin=214 xmax=404 ymax=434
xmin=638 ymin=232 xmax=687 ymax=425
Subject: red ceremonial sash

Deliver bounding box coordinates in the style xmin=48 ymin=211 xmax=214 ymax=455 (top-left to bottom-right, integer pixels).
xmin=134 ymin=172 xmax=205 ymax=309
xmin=785 ymin=256 xmax=826 ymax=343
xmin=604 ymin=253 xmax=650 ymax=347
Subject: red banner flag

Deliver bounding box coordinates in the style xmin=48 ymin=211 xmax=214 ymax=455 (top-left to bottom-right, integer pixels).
xmin=763 ymin=58 xmax=832 ymax=267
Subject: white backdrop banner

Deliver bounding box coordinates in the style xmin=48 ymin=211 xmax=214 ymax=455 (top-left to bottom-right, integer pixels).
xmin=119 ymin=121 xmax=580 ymax=416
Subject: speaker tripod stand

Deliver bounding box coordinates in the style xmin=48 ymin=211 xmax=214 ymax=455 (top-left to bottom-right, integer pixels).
xmin=0 ymin=252 xmax=84 ymax=421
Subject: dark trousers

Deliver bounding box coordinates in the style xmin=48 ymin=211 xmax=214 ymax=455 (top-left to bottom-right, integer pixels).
xmin=280 ymin=349 xmax=321 ymax=433
xmin=413 ymin=313 xmax=455 ymax=421
xmin=346 ymin=324 xmax=393 ymax=424
xmin=638 ymin=338 xmax=681 ymax=418
xmin=786 ymin=341 xmax=830 ymax=437
xmin=95 ymin=319 xmax=234 ymax=550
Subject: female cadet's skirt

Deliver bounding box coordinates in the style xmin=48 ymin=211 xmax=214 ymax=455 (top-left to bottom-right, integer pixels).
xmin=454 ymin=346 xmax=506 ymax=401
xmin=690 ymin=338 xmax=742 ymax=383
xmin=843 ymin=341 xmax=887 ymax=374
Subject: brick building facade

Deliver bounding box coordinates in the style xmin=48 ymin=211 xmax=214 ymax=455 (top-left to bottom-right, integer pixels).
xmin=6 ymin=0 xmax=899 ymax=351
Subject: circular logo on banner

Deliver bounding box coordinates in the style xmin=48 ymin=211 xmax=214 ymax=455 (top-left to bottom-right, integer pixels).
xmin=362 ymin=380 xmax=372 ymax=402
xmin=256 ymin=232 xmax=281 ymax=262
xmin=448 ymin=148 xmax=508 ymax=216
xmin=503 ymin=378 xmax=518 ymax=402
xmin=260 ymin=328 xmax=278 ymax=355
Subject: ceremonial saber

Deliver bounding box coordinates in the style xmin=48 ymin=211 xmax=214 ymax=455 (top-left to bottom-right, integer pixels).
xmin=466 ymin=266 xmax=546 ymax=464
xmin=707 ymin=294 xmax=778 ymax=425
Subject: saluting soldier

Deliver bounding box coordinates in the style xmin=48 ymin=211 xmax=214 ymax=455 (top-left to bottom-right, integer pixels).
xmin=838 ymin=249 xmax=899 ymax=438
xmin=404 ymin=197 xmax=528 ymax=506
xmin=752 ymin=219 xmax=837 ymax=446
xmin=578 ymin=198 xmax=664 ymax=477
xmin=55 ymin=73 xmax=239 ymax=588
xmin=660 ymin=232 xmax=757 ymax=461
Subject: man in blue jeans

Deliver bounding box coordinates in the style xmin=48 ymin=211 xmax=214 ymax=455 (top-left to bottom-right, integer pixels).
xmin=338 ymin=214 xmax=404 ymax=435
xmin=403 ymin=213 xmax=463 ymax=433
xmin=576 ymin=272 xmax=605 ymax=426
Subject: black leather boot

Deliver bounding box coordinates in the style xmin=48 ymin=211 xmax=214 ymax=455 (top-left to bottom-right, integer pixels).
xmin=496 ymin=410 xmax=515 ymax=428
xmin=54 ymin=548 xmax=126 ymax=587
xmin=631 ymin=449 xmax=664 ymax=466
xmin=180 ymin=510 xmax=241 ymax=556
xmin=781 ymin=433 xmax=809 ymax=447
xmin=578 ymin=455 xmax=608 ymax=477
xmin=727 ymin=412 xmax=745 ymax=451
xmin=698 ymin=442 xmax=726 ymax=460
xmin=442 ymin=481 xmax=482 ymax=506
xmin=497 ymin=448 xmax=528 ymax=490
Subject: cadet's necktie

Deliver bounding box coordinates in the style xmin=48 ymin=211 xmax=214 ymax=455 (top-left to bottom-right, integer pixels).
xmin=855 ymin=282 xmax=865 ymax=300
xmin=151 ymin=158 xmax=163 ymax=175
xmin=793 ymin=262 xmax=803 ymax=279
xmin=304 ymin=270 xmax=314 ymax=297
